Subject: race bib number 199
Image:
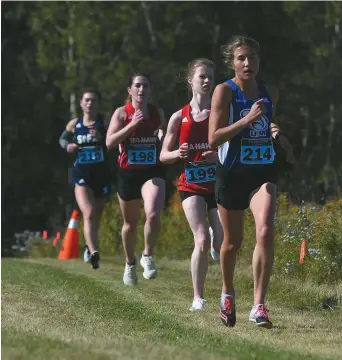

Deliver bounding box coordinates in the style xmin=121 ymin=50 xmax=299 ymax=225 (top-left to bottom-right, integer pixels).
xmin=185 ymin=161 xmax=216 ymax=184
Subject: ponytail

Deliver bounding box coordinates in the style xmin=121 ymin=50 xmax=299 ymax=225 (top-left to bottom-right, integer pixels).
xmin=125 ymin=94 xmax=132 ymax=104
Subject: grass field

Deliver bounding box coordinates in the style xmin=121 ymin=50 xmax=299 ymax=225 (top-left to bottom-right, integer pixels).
xmin=2 ymin=257 xmax=342 ymax=360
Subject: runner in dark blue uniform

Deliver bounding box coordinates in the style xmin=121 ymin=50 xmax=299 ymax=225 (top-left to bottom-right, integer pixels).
xmin=209 ymin=36 xmax=295 ymax=328
xmin=59 ymin=88 xmax=110 ymax=269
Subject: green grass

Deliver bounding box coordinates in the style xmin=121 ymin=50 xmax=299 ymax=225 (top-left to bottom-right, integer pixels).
xmin=2 ymin=257 xmax=342 ymax=360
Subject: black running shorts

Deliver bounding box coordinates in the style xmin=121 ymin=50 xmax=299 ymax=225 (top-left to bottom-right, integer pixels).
xmin=215 ymin=164 xmax=278 ymax=211
xmin=117 ymin=165 xmax=165 ymax=201
xmin=72 ymin=166 xmax=111 ymax=198
xmin=179 ymin=190 xmax=217 ymax=211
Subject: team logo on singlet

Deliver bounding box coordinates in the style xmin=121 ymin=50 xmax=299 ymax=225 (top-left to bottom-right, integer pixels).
xmin=182 ymin=117 xmax=188 ymax=123
xmin=240 ymin=109 xmax=269 ymax=138
xmin=188 ymin=143 xmax=211 ymax=151
xmin=77 ymin=134 xmax=97 ymax=144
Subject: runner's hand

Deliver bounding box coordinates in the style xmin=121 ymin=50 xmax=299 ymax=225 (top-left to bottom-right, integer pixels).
xmin=67 ymin=143 xmax=78 ymax=153
xmin=131 ymin=109 xmax=144 ymax=127
xmin=178 ymin=143 xmax=189 ymax=160
xmin=246 ymin=99 xmax=265 ymax=124
xmin=202 ymin=150 xmax=217 ymax=163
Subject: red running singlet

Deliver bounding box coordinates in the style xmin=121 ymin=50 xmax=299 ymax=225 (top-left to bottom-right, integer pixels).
xmin=177 ymin=104 xmax=215 ymax=194
xmin=118 ymin=102 xmax=162 ymax=170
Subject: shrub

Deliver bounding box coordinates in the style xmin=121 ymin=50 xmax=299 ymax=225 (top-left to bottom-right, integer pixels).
xmin=274 ymin=196 xmax=342 ymax=283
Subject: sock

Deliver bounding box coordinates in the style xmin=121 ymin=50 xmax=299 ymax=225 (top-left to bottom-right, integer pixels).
xmin=252 ymin=303 xmax=263 ymax=309
xmin=221 ymin=293 xmax=235 ymax=309
xmin=126 ymin=257 xmax=136 ymax=266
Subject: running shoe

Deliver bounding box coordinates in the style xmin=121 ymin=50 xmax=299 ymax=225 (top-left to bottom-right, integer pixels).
xmin=249 ymin=304 xmax=273 ymax=328
xmin=123 ymin=258 xmax=137 ymax=285
xmin=220 ymin=295 xmax=236 ymax=327
xmin=140 ymin=253 xmax=157 ymax=279
xmin=83 ymin=245 xmax=91 ymax=263
xmin=190 ymin=298 xmax=207 ymax=311
xmin=90 ymin=251 xmax=100 ymax=270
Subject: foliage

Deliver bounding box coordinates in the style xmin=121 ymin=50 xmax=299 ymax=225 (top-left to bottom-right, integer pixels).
xmin=273 ymin=196 xmax=342 ymax=284
xmin=2 ymin=1 xmax=341 ymax=251
xmin=79 ymin=192 xmax=342 ymax=283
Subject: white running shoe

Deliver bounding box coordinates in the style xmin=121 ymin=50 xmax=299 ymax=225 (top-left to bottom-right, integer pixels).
xmin=140 ymin=253 xmax=157 ymax=279
xmin=83 ymin=245 xmax=91 ymax=263
xmin=209 ymin=227 xmax=220 ymax=262
xmin=189 ymin=298 xmax=207 ymax=311
xmin=123 ymin=258 xmax=137 ymax=285
xmin=249 ymin=304 xmax=273 ymax=328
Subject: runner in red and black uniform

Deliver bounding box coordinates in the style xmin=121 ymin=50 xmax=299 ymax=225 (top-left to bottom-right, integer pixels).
xmin=160 ymin=59 xmax=223 ymax=311
xmin=106 ymin=72 xmax=166 ymax=286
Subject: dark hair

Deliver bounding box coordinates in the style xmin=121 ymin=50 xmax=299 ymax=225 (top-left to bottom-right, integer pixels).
xmin=221 ymin=35 xmax=260 ymax=69
xmin=81 ymin=87 xmax=102 ymax=102
xmin=125 ymin=72 xmax=151 ymax=104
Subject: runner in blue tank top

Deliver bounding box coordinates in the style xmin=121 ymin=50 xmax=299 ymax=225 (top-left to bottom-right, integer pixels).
xmin=59 ymin=88 xmax=111 ymax=270
xmin=208 ymin=36 xmax=295 ymax=328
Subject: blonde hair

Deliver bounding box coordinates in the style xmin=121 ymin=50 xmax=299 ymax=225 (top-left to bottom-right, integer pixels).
xmin=187 ymin=58 xmax=214 ymax=79
xmin=221 ymin=35 xmax=260 ymax=69
xmin=185 ymin=58 xmax=214 ymax=93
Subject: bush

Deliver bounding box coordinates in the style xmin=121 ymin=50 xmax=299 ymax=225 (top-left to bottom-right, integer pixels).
xmin=27 ymin=237 xmax=59 ymax=258
xmin=29 ymin=186 xmax=340 ymax=284
xmin=98 ymin=189 xmax=194 ymax=259
xmin=97 ymin=190 xmax=342 ymax=283
xmin=274 ymin=196 xmax=342 ymax=283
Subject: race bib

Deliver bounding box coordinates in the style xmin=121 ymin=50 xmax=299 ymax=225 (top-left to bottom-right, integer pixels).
xmin=128 ymin=144 xmax=156 ymax=165
xmin=185 ymin=161 xmax=216 ymax=184
xmin=77 ymin=146 xmax=104 ymax=164
xmin=240 ymin=138 xmax=274 ymax=164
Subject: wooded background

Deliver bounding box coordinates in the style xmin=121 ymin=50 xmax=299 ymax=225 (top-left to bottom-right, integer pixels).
xmin=2 ymin=1 xmax=341 ymax=249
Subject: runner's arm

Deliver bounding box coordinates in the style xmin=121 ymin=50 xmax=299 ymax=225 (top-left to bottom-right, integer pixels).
xmin=59 ymin=118 xmax=77 ymax=151
xmin=160 ymin=110 xmax=182 ymax=164
xmin=209 ymin=83 xmax=253 ymax=147
xmin=106 ymin=107 xmax=136 ymax=150
xmin=157 ymin=107 xmax=167 ymax=142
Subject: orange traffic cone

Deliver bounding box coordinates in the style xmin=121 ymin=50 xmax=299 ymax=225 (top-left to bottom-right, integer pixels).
xmin=58 ymin=210 xmax=80 ymax=259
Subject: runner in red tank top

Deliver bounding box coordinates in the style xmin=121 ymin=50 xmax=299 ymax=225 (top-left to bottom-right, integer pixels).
xmin=118 ymin=101 xmax=163 ymax=170
xmin=177 ymin=103 xmax=215 ymax=194
xmin=106 ymin=72 xmax=167 ymax=286
xmin=160 ymin=59 xmax=223 ymax=311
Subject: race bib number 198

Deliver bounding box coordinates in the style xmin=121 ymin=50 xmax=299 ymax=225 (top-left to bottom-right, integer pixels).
xmin=128 ymin=144 xmax=157 ymax=165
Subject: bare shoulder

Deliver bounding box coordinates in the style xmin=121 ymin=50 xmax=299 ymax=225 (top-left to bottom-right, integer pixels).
xmin=110 ymin=106 xmax=127 ymax=124
xmin=164 ymin=109 xmax=182 ymax=134
xmin=66 ymin=118 xmax=78 ymax=132
xmin=169 ymin=109 xmax=182 ymax=123
xmin=113 ymin=105 xmax=126 ymax=118
xmin=212 ymin=82 xmax=233 ymax=103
